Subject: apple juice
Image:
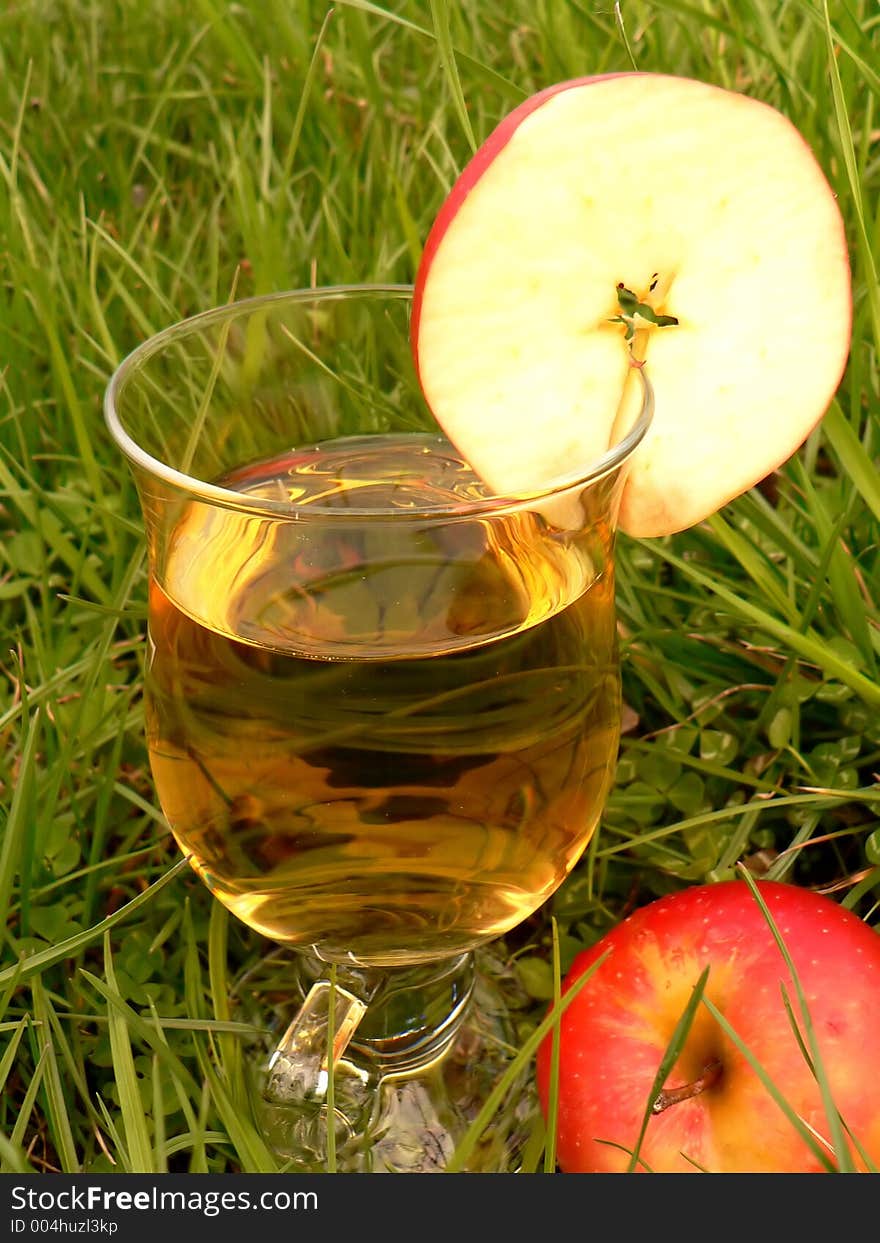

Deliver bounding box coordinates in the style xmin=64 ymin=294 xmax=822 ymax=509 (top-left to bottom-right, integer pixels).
xmin=145 ymin=435 xmax=621 ymax=966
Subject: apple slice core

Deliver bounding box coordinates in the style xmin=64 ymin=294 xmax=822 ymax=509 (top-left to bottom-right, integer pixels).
xmin=412 ymin=74 xmax=852 ymax=536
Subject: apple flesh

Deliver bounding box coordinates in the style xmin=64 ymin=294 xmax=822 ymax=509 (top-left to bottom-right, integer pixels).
xmin=412 ymin=74 xmax=852 ymax=536
xmin=535 ymin=880 xmax=880 ymax=1173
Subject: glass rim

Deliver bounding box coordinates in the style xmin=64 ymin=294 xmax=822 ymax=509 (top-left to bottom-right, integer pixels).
xmin=103 ymin=283 xmax=654 ymax=521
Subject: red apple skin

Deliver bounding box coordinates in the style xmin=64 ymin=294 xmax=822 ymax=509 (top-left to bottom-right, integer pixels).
xmin=410 ymin=73 xmax=632 ymax=385
xmin=536 ymin=880 xmax=880 ymax=1173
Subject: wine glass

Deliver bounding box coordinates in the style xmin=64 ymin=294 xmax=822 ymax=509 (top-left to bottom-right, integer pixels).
xmin=104 ymin=285 xmax=652 ymax=1172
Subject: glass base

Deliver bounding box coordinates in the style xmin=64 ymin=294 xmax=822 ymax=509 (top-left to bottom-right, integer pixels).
xmin=237 ymin=947 xmax=539 ymax=1172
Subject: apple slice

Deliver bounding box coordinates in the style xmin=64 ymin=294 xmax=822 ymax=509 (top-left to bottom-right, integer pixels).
xmin=412 ymin=74 xmax=852 ymax=537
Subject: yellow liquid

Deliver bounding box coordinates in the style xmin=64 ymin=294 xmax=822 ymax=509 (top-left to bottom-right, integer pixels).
xmin=145 ymin=436 xmax=621 ymax=965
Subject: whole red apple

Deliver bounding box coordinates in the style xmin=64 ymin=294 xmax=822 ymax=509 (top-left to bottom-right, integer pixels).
xmin=536 ymin=880 xmax=880 ymax=1172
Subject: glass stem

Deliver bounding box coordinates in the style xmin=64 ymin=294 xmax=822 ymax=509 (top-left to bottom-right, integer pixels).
xmin=264 ymin=951 xmax=476 ymax=1105
xmin=249 ymin=946 xmax=534 ymax=1171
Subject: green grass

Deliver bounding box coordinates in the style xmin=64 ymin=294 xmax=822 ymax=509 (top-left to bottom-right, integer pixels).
xmin=1 ymin=0 xmax=878 ymax=1174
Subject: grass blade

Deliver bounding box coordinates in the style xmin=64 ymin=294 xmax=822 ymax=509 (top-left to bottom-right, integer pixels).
xmin=821 ymin=0 xmax=880 ymax=348
xmin=0 ymin=858 xmax=190 ymax=990
xmin=429 ymin=0 xmax=477 ymax=154
xmin=642 ymin=540 xmax=880 ymax=706
xmin=79 ymin=970 xmax=202 ymax=1101
xmin=207 ymin=902 xmax=244 ymax=1104
xmin=735 ymin=868 xmax=854 ymax=1171
xmin=0 ymin=707 xmax=41 ymax=938
xmin=4 ymin=1043 xmax=48 ymax=1170
xmin=281 ymin=6 xmax=336 ymax=185
xmin=333 ymin=0 xmax=524 ymax=102
xmin=625 ymin=965 xmax=711 ymax=1172
xmin=103 ymin=933 xmax=154 ymax=1172
xmin=446 ymin=950 xmax=610 ymax=1172
xmin=30 ymin=979 xmax=80 ymax=1172
xmin=182 ymin=904 xmax=278 ymax=1172
xmin=542 ymin=918 xmax=562 ymax=1173
xmin=822 ymin=400 xmax=880 ymax=524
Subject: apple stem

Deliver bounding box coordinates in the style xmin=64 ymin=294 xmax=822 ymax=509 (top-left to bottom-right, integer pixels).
xmin=651 ymin=1059 xmax=722 ymax=1115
